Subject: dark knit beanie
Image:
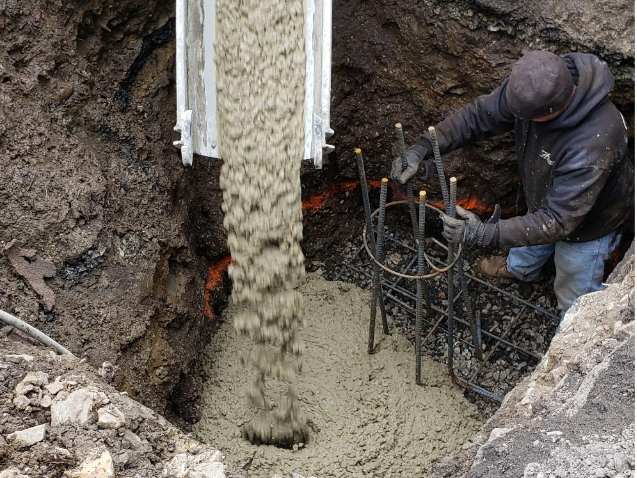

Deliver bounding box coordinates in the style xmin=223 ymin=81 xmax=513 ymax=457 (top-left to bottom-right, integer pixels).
xmin=506 ymin=51 xmax=574 ymax=120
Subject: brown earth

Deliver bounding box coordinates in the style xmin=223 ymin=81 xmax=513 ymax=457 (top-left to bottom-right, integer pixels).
xmin=0 ymin=1 xmax=216 ymax=419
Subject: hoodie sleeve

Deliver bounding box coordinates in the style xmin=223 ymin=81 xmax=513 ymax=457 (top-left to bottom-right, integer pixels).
xmin=494 ymin=144 xmax=613 ymax=247
xmin=410 ymin=80 xmax=516 ymax=158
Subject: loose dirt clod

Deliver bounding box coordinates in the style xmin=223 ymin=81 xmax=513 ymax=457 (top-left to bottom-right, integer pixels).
xmin=216 ymin=0 xmax=308 ymax=446
xmin=195 ymin=276 xmax=483 ymax=478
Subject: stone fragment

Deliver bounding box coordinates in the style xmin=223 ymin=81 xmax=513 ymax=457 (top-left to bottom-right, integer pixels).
xmin=46 ymin=377 xmax=65 ymax=395
xmin=13 ymin=394 xmax=30 ymax=410
xmin=51 ymin=388 xmax=100 ymax=426
xmin=162 ymin=450 xmax=225 ymax=478
xmin=54 ymin=446 xmax=72 ymax=457
xmin=0 ymin=469 xmax=30 ymax=478
xmin=4 ymin=354 xmax=34 ymax=362
xmin=7 ymin=424 xmax=47 ymax=448
xmin=97 ymin=405 xmax=126 ymax=429
xmin=40 ymin=395 xmax=53 ymax=408
xmin=70 ymin=450 xmax=115 ymax=478
xmin=15 ymin=371 xmax=49 ymax=396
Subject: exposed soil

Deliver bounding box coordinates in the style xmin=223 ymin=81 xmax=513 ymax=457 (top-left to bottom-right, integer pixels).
xmin=194 ymin=276 xmax=482 ymax=478
xmin=0 ymin=0 xmax=218 ymax=420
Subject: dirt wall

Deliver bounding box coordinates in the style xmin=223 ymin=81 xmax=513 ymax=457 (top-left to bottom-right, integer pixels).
xmin=0 ymin=0 xmax=220 ymax=417
xmin=305 ymin=0 xmax=635 ymax=207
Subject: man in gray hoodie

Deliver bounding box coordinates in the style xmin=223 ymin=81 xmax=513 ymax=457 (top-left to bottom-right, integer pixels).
xmin=391 ymin=50 xmax=633 ymax=314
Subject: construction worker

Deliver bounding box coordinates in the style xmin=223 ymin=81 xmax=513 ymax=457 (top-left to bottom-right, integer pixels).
xmin=391 ymin=51 xmax=634 ymax=315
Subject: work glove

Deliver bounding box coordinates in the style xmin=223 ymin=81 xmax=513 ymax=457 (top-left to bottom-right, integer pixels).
xmin=390 ymin=149 xmax=435 ymax=184
xmin=442 ymin=206 xmax=497 ymax=247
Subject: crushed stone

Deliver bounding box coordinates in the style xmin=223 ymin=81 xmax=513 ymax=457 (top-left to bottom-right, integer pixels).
xmin=0 ymin=332 xmax=245 ymax=478
xmin=216 ymin=0 xmax=308 ymax=446
xmin=195 ymin=275 xmax=483 ymax=478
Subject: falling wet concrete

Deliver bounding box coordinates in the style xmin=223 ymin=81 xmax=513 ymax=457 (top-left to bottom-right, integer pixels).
xmin=195 ymin=276 xmax=483 ymax=477
xmin=215 ymin=0 xmax=308 ymax=445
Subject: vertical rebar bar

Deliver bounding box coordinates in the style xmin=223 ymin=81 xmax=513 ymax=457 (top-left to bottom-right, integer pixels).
xmin=428 ymin=126 xmax=450 ymax=214
xmin=368 ymin=178 xmax=389 ymax=354
xmin=447 ymin=177 xmax=457 ymax=375
xmin=355 ymin=148 xmax=389 ymax=334
xmin=429 ymin=126 xmax=483 ymax=359
xmin=415 ymin=190 xmax=427 ymax=384
xmin=459 ymin=265 xmax=483 ymax=359
xmin=395 ymin=123 xmax=419 ymax=242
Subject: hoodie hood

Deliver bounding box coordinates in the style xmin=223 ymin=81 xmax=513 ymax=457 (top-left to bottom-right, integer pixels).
xmin=546 ymin=53 xmax=615 ymax=130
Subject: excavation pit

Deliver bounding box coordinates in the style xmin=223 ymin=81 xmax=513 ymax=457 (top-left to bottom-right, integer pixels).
xmin=194 ymin=276 xmax=483 ymax=478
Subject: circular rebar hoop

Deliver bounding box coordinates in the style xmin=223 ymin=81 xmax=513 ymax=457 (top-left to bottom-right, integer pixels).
xmin=362 ymin=200 xmax=463 ymax=279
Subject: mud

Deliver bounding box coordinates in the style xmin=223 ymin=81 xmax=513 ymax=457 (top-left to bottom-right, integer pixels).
xmin=195 ymin=276 xmax=482 ymax=478
xmin=215 ymin=0 xmax=308 ymax=445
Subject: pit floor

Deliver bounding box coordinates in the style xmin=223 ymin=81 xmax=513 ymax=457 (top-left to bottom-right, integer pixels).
xmin=194 ymin=276 xmax=482 ymax=478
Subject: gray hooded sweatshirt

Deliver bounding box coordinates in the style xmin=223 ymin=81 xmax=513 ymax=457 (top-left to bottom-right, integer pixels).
xmin=412 ymin=53 xmax=634 ymax=247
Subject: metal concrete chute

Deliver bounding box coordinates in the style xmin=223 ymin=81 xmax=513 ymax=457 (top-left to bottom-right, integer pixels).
xmin=173 ymin=0 xmax=334 ymax=168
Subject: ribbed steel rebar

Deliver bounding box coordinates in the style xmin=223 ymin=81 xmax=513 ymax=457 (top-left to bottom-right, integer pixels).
xmin=459 ymin=265 xmax=483 ymax=359
xmin=368 ymin=178 xmax=389 ymax=354
xmin=447 ymin=177 xmax=457 ymax=374
xmin=355 ymin=148 xmax=389 ymax=334
xmin=428 ymin=126 xmax=450 ymax=215
xmin=429 ymin=126 xmax=483 ymax=359
xmin=395 ymin=123 xmax=419 ymax=241
xmin=415 ymin=191 xmax=427 ymax=384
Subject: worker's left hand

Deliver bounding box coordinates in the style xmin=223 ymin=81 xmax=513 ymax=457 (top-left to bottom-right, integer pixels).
xmin=442 ymin=206 xmax=484 ymax=244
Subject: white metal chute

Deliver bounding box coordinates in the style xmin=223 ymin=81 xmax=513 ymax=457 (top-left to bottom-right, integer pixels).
xmin=174 ymin=0 xmax=333 ymax=168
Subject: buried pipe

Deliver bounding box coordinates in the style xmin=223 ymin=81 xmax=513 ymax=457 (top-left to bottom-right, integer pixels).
xmin=0 ymin=309 xmax=75 ymax=356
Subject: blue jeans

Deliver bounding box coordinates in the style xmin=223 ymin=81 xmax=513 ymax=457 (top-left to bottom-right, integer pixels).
xmin=506 ymin=231 xmax=621 ymax=314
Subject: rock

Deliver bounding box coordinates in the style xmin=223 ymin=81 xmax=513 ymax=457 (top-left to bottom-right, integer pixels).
xmin=97 ymin=406 xmax=126 ymax=429
xmin=0 ymin=469 xmax=30 ymax=478
xmin=46 ymin=377 xmax=65 ymax=395
xmin=13 ymin=394 xmax=30 ymax=410
xmin=6 ymin=424 xmax=47 ymax=448
xmin=163 ymin=450 xmax=225 ymax=478
xmin=4 ymin=354 xmax=34 ymax=362
xmin=15 ymin=371 xmax=49 ymax=395
xmin=70 ymin=450 xmax=115 ymax=478
xmin=40 ymin=395 xmax=53 ymax=408
xmin=51 ymin=388 xmax=102 ymax=426
xmin=54 ymin=446 xmax=72 ymax=458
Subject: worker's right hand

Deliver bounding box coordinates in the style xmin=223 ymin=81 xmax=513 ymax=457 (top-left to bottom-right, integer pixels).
xmin=391 ymin=149 xmax=434 ymax=184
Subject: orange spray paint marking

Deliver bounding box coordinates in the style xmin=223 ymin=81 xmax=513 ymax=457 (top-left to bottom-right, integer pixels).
xmin=204 ymin=256 xmax=233 ymax=320
xmin=302 ymin=182 xmax=358 ymax=213
xmin=302 ymin=181 xmax=516 ymax=216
